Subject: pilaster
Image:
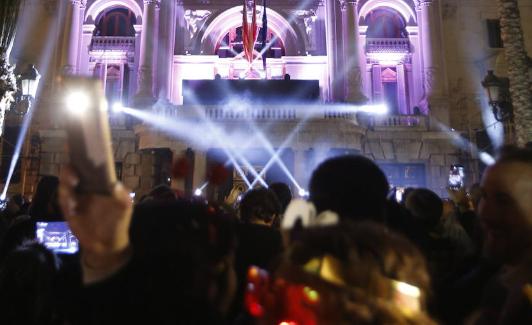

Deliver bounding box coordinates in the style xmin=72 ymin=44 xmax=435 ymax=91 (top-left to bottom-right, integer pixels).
xmin=63 ymin=0 xmax=85 ymax=75
xmin=135 ymin=0 xmax=160 ymax=106
xmin=341 ymin=0 xmax=366 ymax=103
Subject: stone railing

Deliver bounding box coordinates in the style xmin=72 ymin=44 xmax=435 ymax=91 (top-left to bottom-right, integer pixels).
xmin=203 ymin=107 xmax=297 ymax=120
xmin=366 ymin=38 xmax=410 ymax=53
xmin=91 ymin=36 xmax=135 ymax=52
xmin=152 ymin=105 xmax=359 ymax=122
xmin=369 ymin=115 xmax=428 ymax=130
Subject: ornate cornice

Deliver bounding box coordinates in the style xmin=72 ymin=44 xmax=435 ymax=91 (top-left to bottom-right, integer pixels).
xmin=143 ymin=0 xmax=161 ymax=10
xmin=415 ymin=0 xmax=433 ymax=10
xmin=70 ymin=0 xmax=86 ymax=6
xmin=338 ymin=0 xmax=358 ymax=11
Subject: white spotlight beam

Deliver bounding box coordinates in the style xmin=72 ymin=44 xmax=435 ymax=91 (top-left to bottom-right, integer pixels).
xmin=122 ymin=106 xmax=255 ymax=188
xmin=1 ymin=103 xmax=35 ymax=200
xmin=249 ymin=120 xmax=305 ymax=189
xmin=182 ymin=89 xmax=268 ymax=187
xmin=432 ymin=120 xmax=495 ymax=166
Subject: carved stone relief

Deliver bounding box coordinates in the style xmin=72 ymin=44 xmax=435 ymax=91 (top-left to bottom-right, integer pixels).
xmin=184 ymin=9 xmax=211 ymax=44
xmin=295 ymin=9 xmax=317 ymax=50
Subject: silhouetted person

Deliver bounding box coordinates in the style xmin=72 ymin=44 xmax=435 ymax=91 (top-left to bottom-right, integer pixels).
xmin=473 ymin=146 xmax=532 ymax=324
xmin=0 ymin=242 xmax=60 ymax=325
xmin=28 ymin=176 xmax=63 ymax=222
xmin=139 ymin=184 xmax=177 ymax=204
xmin=239 ymin=188 xmax=281 ymax=227
xmin=309 ymin=155 xmax=389 ymax=223
xmin=232 ymin=188 xmax=284 ymax=320
xmin=268 ymin=182 xmax=292 ymax=215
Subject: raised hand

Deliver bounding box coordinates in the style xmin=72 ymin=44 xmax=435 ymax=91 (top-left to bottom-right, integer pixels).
xmin=59 ymin=166 xmax=133 ymax=284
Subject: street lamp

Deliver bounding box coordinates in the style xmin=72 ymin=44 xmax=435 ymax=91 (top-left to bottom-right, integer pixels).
xmin=16 ymin=64 xmax=40 ymax=196
xmin=481 ymin=70 xmax=513 ymax=122
xmin=14 ymin=64 xmax=40 ymax=115
xmin=20 ymin=64 xmax=40 ymax=99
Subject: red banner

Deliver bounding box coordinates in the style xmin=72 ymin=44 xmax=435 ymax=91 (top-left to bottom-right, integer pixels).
xmin=242 ymin=0 xmax=257 ymax=64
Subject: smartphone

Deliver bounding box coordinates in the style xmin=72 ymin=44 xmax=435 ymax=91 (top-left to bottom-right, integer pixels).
xmin=395 ymin=187 xmax=405 ymax=202
xmin=448 ymin=164 xmax=465 ymax=189
xmin=36 ymin=221 xmax=79 ymax=254
xmin=62 ymin=77 xmax=116 ymax=194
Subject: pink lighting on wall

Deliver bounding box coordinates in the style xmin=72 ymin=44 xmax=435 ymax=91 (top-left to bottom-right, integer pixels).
xmin=85 ymin=0 xmax=143 ymax=23
xmin=359 ymin=0 xmax=416 ymax=24
xmin=201 ymin=6 xmax=298 ymax=55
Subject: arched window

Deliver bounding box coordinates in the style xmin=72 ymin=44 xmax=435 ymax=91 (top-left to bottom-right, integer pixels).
xmin=215 ymin=26 xmax=285 ymax=58
xmin=94 ymin=8 xmax=136 ymax=37
xmin=366 ymin=8 xmax=407 ymax=39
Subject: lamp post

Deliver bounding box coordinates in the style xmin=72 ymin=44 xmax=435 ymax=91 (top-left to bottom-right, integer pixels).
xmin=481 ymin=70 xmax=513 ymax=122
xmin=18 ymin=64 xmax=40 ymax=108
xmin=17 ymin=64 xmax=40 ymax=196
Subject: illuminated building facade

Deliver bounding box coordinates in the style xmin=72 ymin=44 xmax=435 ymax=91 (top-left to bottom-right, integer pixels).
xmin=5 ymin=0 xmax=532 ymax=198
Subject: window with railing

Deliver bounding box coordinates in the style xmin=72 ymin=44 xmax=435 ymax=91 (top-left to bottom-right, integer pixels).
xmin=365 ymin=7 xmax=412 ymax=115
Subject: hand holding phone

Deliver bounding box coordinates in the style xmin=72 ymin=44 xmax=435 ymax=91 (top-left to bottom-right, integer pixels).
xmin=59 ymin=166 xmax=132 ymax=283
xmin=448 ymin=164 xmax=465 ymax=190
xmin=62 ymin=76 xmax=116 ymax=195
xmin=36 ymin=221 xmax=79 ymax=254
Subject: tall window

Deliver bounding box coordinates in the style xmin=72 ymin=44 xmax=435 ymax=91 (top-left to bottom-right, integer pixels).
xmin=381 ymin=67 xmax=399 ymax=114
xmin=486 ymin=19 xmax=503 ymax=48
xmin=215 ymin=26 xmax=285 ymax=58
xmin=93 ymin=63 xmax=130 ymax=104
xmin=94 ymin=8 xmax=136 ymax=37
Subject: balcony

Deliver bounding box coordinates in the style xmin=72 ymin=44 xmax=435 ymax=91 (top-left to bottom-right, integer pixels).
xmin=366 ymin=38 xmax=410 ymax=54
xmin=367 ymin=115 xmax=428 ymax=131
xmin=152 ymin=105 xmax=357 ymax=122
xmin=90 ymin=36 xmax=135 ymax=52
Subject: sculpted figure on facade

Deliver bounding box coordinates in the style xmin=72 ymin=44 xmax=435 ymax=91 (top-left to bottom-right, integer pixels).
xmin=184 ymin=9 xmax=212 ymax=43
xmin=295 ymin=9 xmax=317 ymax=50
xmin=415 ymin=0 xmax=433 ymax=10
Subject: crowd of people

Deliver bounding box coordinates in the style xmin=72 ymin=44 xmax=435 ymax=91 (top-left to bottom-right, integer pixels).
xmin=0 ymin=145 xmax=531 ymax=324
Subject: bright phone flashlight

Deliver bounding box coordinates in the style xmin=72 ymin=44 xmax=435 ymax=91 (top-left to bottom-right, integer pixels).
xmin=65 ymin=91 xmax=90 ymax=114
xmin=112 ymin=102 xmax=124 ymax=113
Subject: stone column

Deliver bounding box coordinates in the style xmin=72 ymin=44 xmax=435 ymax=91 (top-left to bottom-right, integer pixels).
xmin=341 ymin=0 xmax=366 ymax=103
xmin=396 ymin=64 xmax=408 ymax=114
xmin=63 ymin=0 xmax=84 ymax=74
xmin=79 ymin=24 xmax=95 ymax=75
xmin=325 ymin=0 xmax=340 ymax=102
xmin=136 ymin=0 xmax=160 ymax=103
xmin=416 ymin=0 xmax=445 ymax=103
xmin=371 ymin=64 xmax=382 ymax=103
xmin=156 ymin=0 xmax=177 ymax=103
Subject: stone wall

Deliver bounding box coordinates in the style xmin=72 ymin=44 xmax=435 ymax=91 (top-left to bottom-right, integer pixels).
xmin=363 ymin=129 xmax=462 ymax=197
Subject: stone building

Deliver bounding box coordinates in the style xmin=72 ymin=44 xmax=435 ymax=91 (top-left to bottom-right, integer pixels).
xmin=3 ymin=0 xmax=532 ymax=199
